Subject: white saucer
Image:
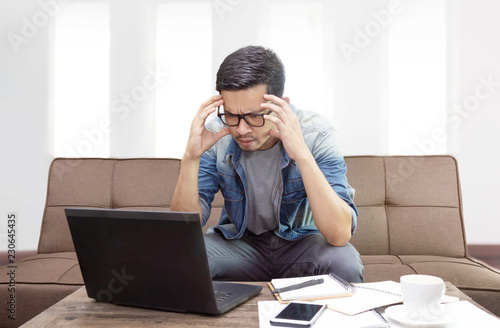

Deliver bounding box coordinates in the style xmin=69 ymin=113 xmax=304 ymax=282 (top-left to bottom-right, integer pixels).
xmin=385 ymin=304 xmax=454 ymax=327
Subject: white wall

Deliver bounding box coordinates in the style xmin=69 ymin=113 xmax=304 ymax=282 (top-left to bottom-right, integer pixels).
xmin=1 ymin=0 xmax=54 ymax=251
xmin=0 ymin=0 xmax=499 ymax=250
xmin=452 ymin=0 xmax=500 ymax=244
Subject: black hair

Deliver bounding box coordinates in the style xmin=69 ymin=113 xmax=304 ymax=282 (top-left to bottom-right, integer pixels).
xmin=216 ymin=45 xmax=285 ymax=97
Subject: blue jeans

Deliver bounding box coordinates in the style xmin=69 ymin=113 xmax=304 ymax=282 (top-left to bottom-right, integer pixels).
xmin=204 ymin=231 xmax=364 ymax=283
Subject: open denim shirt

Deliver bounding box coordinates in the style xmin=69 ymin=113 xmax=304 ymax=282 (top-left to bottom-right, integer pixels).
xmin=198 ymin=106 xmax=358 ymax=241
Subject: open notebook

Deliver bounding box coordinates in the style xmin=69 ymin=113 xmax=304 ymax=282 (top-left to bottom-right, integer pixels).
xmin=317 ymin=280 xmax=403 ymax=315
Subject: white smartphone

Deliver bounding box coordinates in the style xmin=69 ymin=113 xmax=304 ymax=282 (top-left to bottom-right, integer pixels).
xmin=270 ymin=301 xmax=327 ymax=327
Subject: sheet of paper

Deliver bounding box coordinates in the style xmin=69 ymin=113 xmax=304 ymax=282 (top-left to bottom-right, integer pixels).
xmin=316 ymin=280 xmax=403 ymax=315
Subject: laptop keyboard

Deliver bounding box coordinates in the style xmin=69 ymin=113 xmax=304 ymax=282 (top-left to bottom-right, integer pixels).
xmin=214 ymin=291 xmax=234 ymax=302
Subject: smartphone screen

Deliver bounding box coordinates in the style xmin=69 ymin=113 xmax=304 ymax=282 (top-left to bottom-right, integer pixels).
xmin=270 ymin=302 xmax=326 ymax=327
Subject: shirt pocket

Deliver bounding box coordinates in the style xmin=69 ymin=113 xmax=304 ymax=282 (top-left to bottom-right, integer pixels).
xmin=218 ymin=173 xmax=245 ymax=202
xmin=282 ymin=177 xmax=306 ymax=204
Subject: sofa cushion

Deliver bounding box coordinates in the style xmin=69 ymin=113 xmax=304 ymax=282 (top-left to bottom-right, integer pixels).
xmin=361 ymin=255 xmax=417 ymax=282
xmin=112 ymin=159 xmax=180 ymax=208
xmin=46 ymin=159 xmax=115 ymax=207
xmin=387 ymin=207 xmax=465 ymax=256
xmin=344 ymin=157 xmax=386 ymax=206
xmin=38 ymin=159 xmax=115 ymax=253
xmin=38 ymin=207 xmax=76 ymax=253
xmin=384 ymin=156 xmax=460 ymax=208
xmin=0 ymin=252 xmax=82 ymax=285
xmin=350 ymin=207 xmax=389 ymax=255
xmin=399 ymin=256 xmax=500 ymax=291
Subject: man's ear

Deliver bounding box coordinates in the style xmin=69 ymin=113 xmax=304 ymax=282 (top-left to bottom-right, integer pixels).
xmin=282 ymin=96 xmax=290 ymax=104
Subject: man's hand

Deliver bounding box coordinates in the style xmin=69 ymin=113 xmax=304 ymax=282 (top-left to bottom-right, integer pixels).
xmin=184 ymin=95 xmax=230 ymax=160
xmin=261 ymin=94 xmax=312 ymax=162
xmin=172 ymin=95 xmax=230 ymax=217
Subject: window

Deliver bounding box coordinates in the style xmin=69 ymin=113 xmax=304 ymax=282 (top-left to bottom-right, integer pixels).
xmin=268 ymin=2 xmax=326 ymax=115
xmin=50 ymin=0 xmax=447 ymax=158
xmin=388 ymin=0 xmax=446 ymax=155
xmin=54 ymin=4 xmax=110 ymax=157
xmin=155 ymin=3 xmax=213 ymax=158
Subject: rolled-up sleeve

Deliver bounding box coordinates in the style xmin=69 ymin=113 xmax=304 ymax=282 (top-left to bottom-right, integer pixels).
xmin=198 ymin=148 xmax=220 ymax=226
xmin=312 ymin=128 xmax=359 ymax=235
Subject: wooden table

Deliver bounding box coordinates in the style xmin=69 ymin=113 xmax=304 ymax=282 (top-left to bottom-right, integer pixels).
xmin=21 ymin=282 xmax=487 ymax=327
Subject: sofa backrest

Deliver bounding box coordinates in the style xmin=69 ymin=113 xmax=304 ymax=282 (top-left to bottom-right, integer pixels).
xmin=38 ymin=158 xmax=224 ymax=253
xmin=346 ymin=156 xmax=466 ymax=257
xmin=38 ymin=156 xmax=467 ymax=258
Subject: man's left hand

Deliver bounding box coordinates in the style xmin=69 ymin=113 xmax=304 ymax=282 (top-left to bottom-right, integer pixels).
xmin=262 ymin=94 xmax=311 ymax=162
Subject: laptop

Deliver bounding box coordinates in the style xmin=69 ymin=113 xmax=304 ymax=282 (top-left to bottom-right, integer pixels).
xmin=65 ymin=208 xmax=262 ymax=315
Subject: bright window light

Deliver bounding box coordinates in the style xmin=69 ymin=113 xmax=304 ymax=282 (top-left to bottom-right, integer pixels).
xmin=54 ymin=4 xmax=110 ymax=157
xmin=268 ymin=2 xmax=325 ymax=115
xmin=156 ymin=3 xmax=213 ymax=158
xmin=388 ymin=0 xmax=446 ymax=155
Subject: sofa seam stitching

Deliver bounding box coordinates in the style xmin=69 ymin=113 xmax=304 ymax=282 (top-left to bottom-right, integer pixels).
xmin=383 ymin=157 xmax=391 ymax=256
xmin=110 ymin=160 xmax=116 ymax=208
xmin=57 ymin=263 xmax=81 ymax=283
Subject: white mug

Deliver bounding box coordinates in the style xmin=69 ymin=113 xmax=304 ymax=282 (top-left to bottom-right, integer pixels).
xmin=400 ymin=274 xmax=445 ymax=321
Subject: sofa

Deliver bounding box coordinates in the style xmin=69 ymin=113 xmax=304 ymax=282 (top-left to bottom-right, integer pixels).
xmin=1 ymin=155 xmax=499 ymax=327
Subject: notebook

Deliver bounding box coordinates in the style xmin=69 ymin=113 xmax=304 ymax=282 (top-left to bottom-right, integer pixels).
xmin=65 ymin=208 xmax=262 ymax=315
xmin=270 ymin=274 xmax=353 ymax=302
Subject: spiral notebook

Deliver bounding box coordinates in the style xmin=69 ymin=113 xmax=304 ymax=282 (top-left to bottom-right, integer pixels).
xmin=319 ymin=280 xmax=403 ymax=315
xmin=269 ymin=274 xmax=353 ymax=302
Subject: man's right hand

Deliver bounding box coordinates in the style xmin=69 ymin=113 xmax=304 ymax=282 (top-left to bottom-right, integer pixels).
xmin=171 ymin=95 xmax=229 ymax=215
xmin=183 ymin=95 xmax=230 ymax=160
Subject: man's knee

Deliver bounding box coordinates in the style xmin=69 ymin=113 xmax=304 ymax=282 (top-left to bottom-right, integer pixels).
xmin=314 ymin=242 xmax=364 ymax=283
xmin=203 ymin=233 xmax=272 ymax=281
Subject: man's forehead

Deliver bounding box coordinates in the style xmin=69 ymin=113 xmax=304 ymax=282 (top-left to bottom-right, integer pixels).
xmin=222 ymin=104 xmax=267 ymax=114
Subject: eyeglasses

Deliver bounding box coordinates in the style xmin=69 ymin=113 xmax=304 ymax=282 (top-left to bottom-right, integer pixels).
xmin=217 ymin=107 xmax=272 ymax=127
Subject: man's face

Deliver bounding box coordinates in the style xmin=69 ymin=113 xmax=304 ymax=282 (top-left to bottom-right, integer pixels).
xmin=220 ymin=84 xmax=279 ymax=152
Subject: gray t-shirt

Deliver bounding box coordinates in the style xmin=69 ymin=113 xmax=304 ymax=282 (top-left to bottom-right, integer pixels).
xmin=240 ymin=142 xmax=283 ymax=235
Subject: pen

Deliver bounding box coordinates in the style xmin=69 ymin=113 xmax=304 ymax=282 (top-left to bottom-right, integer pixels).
xmin=272 ymin=278 xmax=324 ymax=294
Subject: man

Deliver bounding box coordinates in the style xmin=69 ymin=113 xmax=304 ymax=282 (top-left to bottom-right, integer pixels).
xmin=171 ymin=45 xmax=363 ymax=283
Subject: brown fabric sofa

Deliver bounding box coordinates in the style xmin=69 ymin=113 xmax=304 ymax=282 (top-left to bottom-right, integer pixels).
xmin=1 ymin=156 xmax=499 ymax=327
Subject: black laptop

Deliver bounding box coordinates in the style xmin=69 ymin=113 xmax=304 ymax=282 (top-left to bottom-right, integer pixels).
xmin=65 ymin=208 xmax=262 ymax=315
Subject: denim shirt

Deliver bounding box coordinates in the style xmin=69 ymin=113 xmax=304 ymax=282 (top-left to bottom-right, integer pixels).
xmin=198 ymin=106 xmax=358 ymax=241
